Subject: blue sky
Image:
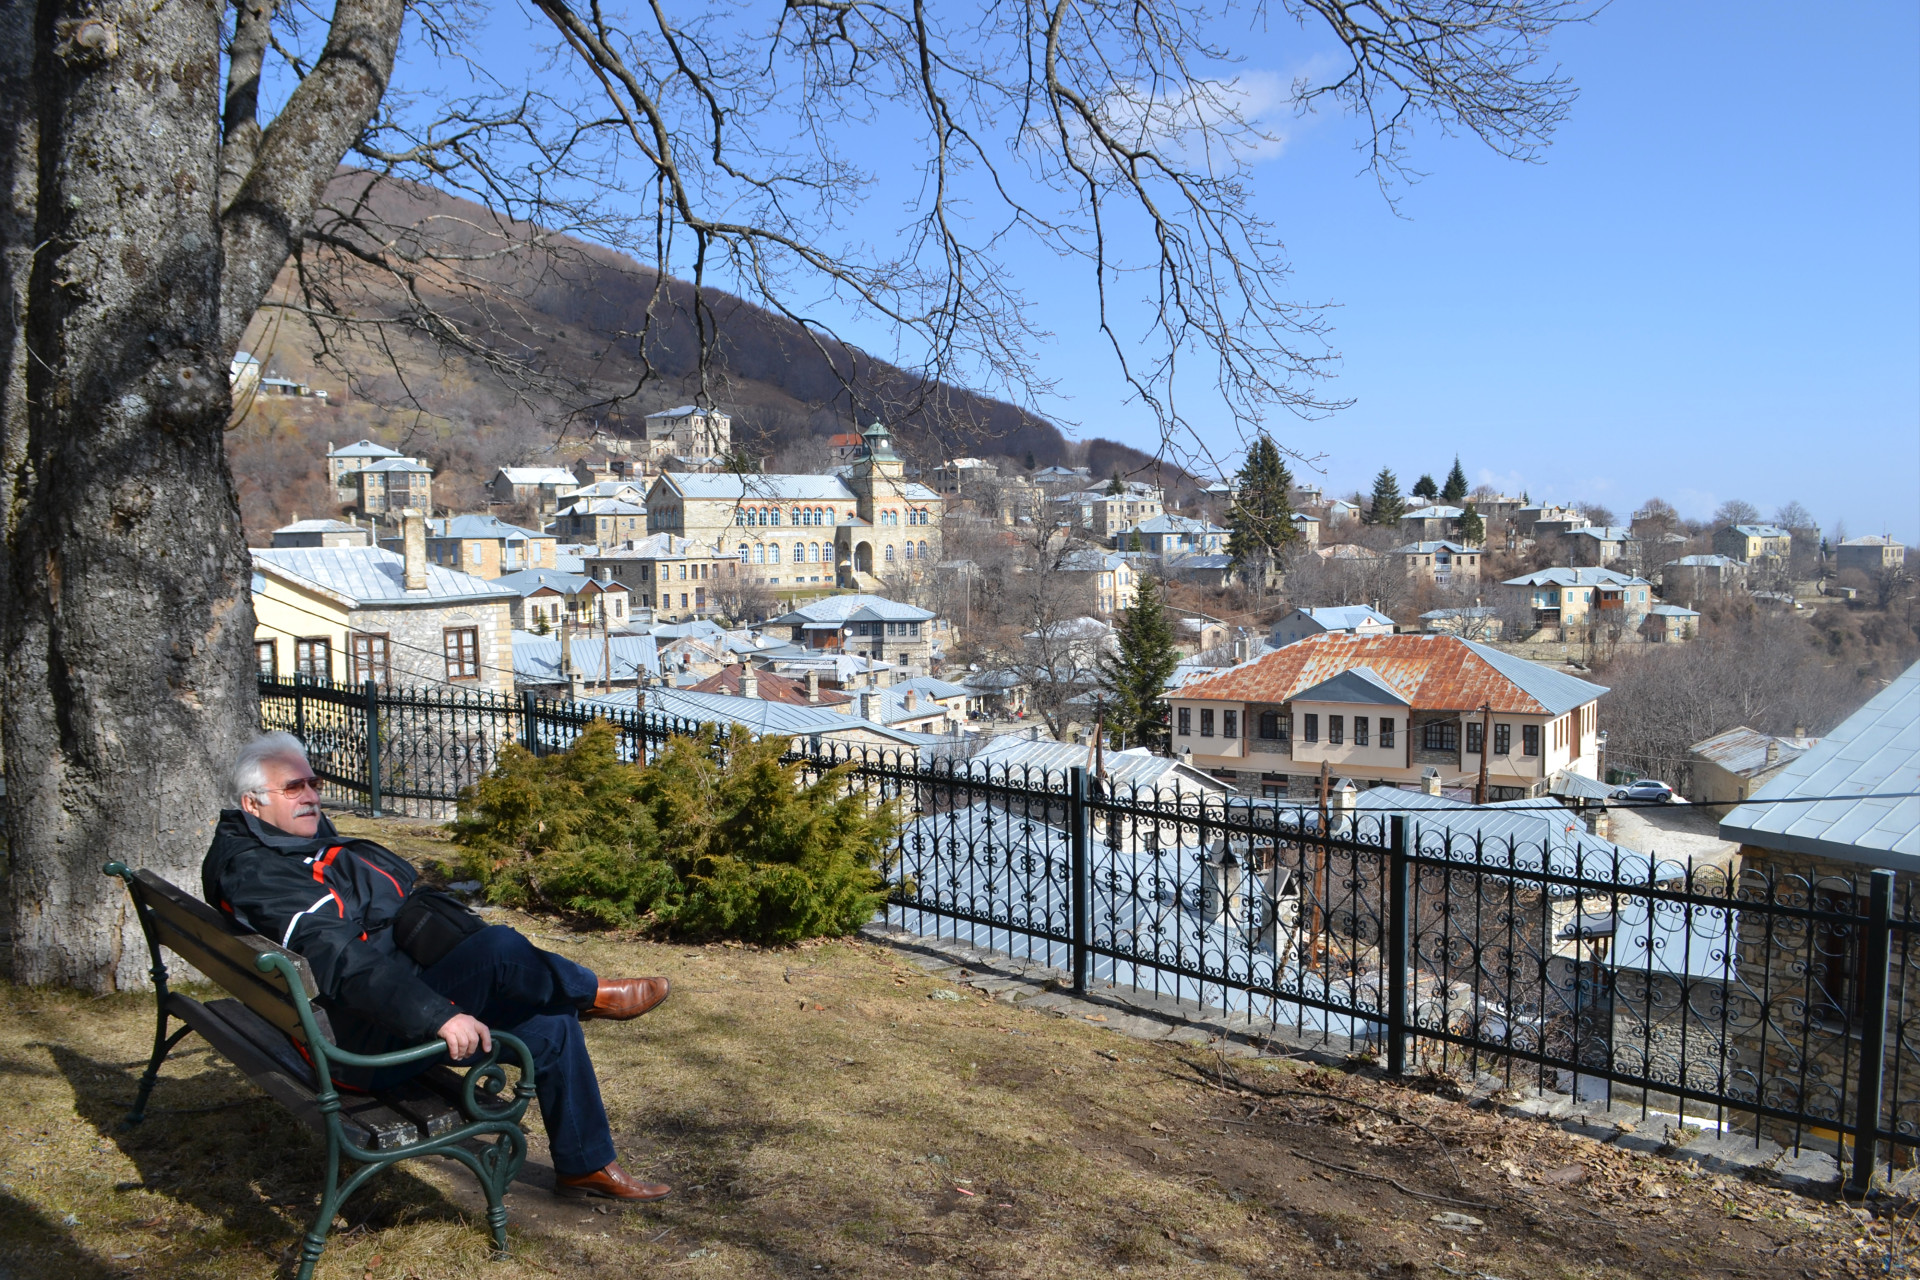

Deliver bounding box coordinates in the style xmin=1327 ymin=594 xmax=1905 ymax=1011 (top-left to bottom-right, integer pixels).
xmin=376 ymin=1 xmax=1918 ymax=539
xmin=998 ymin=1 xmax=1920 ymax=537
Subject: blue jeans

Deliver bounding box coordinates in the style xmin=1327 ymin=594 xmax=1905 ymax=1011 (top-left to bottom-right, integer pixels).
xmin=341 ymin=925 xmax=616 ymax=1177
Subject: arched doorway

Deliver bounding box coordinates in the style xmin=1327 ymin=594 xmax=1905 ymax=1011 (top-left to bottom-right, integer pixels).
xmin=854 ymin=542 xmax=873 ymax=575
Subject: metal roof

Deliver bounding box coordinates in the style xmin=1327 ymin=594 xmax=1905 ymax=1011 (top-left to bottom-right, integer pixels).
xmin=327 ymin=439 xmax=402 ymax=458
xmin=555 ymin=500 xmax=647 ymax=517
xmin=1126 ymin=514 xmax=1226 ymax=535
xmin=1171 ymin=633 xmax=1606 ymax=716
xmin=428 ymin=515 xmax=547 ymax=541
xmin=954 ymin=737 xmax=1228 ymax=794
xmin=1402 ymin=504 xmax=1464 ymax=519
xmin=510 ymin=631 xmax=659 ymax=683
xmin=1503 ymin=567 xmax=1647 ymax=588
xmin=1646 ymin=604 xmax=1699 ymax=617
xmin=1666 ymin=555 xmax=1741 ymax=567
xmin=1840 ymin=535 xmax=1906 ymax=548
xmin=583 ymin=685 xmax=929 ymax=746
xmin=1690 ymin=726 xmax=1816 ymax=779
xmin=1291 ymin=667 xmax=1413 ymax=706
xmin=1056 ymin=548 xmax=1129 ymax=572
xmin=356 ymin=456 xmax=432 ymax=473
xmin=493 ymin=568 xmax=609 ymax=597
xmin=645 ymin=404 xmax=719 ymax=417
xmin=1564 ymin=526 xmax=1633 ymax=540
xmin=1730 ymin=524 xmax=1791 ymax=538
xmin=273 ymin=519 xmax=359 ymax=533
xmin=495 ymin=466 xmax=578 ymax=485
xmin=1391 ymin=541 xmax=1479 ymax=555
xmin=658 ymin=472 xmax=855 ymax=502
xmin=769 ymin=594 xmax=935 ymax=625
xmin=252 ymin=547 xmax=512 ymax=606
xmin=1719 ymin=660 xmax=1920 ymax=867
xmin=1295 ymin=605 xmax=1395 ymax=631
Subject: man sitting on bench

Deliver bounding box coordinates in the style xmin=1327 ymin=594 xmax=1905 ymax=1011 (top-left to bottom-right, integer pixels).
xmin=203 ymin=731 xmax=671 ymax=1202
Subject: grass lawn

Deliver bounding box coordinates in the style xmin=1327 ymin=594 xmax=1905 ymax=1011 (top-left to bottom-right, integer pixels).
xmin=0 ymin=816 xmax=1907 ymax=1278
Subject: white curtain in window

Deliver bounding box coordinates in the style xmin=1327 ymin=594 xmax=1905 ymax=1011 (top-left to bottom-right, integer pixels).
xmin=769 ymin=544 xmax=781 ymax=563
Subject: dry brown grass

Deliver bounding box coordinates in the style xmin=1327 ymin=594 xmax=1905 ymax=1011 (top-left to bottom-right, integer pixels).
xmin=0 ymin=816 xmax=1905 ymax=1279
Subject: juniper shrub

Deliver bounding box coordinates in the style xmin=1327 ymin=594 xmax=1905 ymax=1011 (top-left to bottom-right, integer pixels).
xmin=451 ymin=720 xmax=898 ymax=942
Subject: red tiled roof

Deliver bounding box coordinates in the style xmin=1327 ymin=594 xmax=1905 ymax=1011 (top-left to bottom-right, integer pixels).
xmin=828 ymin=434 xmax=863 ymax=447
xmin=688 ymin=663 xmax=851 ymax=707
xmin=1172 ymin=633 xmax=1577 ymax=716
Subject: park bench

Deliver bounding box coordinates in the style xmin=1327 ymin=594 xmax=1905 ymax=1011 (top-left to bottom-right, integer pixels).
xmin=104 ymin=861 xmax=536 ymax=1280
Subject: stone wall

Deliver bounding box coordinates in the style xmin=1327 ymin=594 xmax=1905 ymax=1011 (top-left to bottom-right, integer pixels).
xmin=348 ymin=600 xmax=514 ymax=697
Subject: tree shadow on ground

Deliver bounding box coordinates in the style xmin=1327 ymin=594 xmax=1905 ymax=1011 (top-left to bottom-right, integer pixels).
xmin=43 ymin=1042 xmax=470 ymax=1240
xmin=0 ymin=1191 xmax=120 ymax=1280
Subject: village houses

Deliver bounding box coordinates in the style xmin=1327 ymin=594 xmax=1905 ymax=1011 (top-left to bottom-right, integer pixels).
xmin=419 ymin=514 xmax=557 ymax=579
xmin=486 ymin=466 xmax=581 ymax=513
xmin=1712 ymin=523 xmax=1793 ymax=565
xmin=1389 ymin=541 xmax=1482 ymax=586
xmin=1164 ymin=632 xmax=1607 ymax=801
xmin=583 ymin=534 xmax=737 ymax=622
xmin=1501 ymin=567 xmax=1655 ymax=639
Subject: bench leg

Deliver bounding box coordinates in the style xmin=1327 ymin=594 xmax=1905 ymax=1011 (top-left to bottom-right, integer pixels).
xmin=123 ymin=1020 xmax=194 ymax=1128
xmin=441 ymin=1127 xmax=527 ymax=1258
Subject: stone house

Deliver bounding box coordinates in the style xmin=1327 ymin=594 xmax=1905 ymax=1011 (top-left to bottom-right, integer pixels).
xmin=1054 ymin=548 xmax=1142 ymax=615
xmin=251 ymin=510 xmax=514 ymax=695
xmin=1399 ymin=504 xmax=1465 ymax=542
xmin=1513 ymin=503 xmax=1587 ymax=539
xmin=326 ymin=438 xmax=404 ymax=492
xmin=1389 ymin=541 xmax=1482 ymax=587
xmin=1712 ymin=523 xmax=1793 ymax=565
xmin=640 ymin=404 xmax=732 ymax=461
xmin=1718 ymin=660 xmax=1920 ymax=1152
xmin=270 ymin=519 xmax=373 ymax=549
xmin=1501 ymin=567 xmax=1654 ymax=639
xmin=1559 ymin=526 xmax=1635 ymax=566
xmin=1662 ymin=554 xmax=1747 ymax=601
xmin=1164 ymin=631 xmax=1607 ymax=800
xmin=1639 ymin=603 xmax=1699 ymax=643
xmin=493 ymin=567 xmax=632 ymax=632
xmin=550 ymin=498 xmax=648 ymax=546
xmin=1112 ymin=513 xmax=1227 ymax=557
xmin=487 ymin=466 xmax=580 ymax=513
xmin=1835 ymin=535 xmax=1907 ymax=577
xmin=1270 ymin=606 xmax=1396 ymax=649
xmin=350 ymin=456 xmax=433 ymax=518
xmin=420 ymin=515 xmax=557 ymax=579
xmin=766 ymin=594 xmax=940 ymax=674
xmin=1687 ymin=725 xmax=1817 ymax=815
xmin=583 ymin=534 xmax=737 ymax=622
xmin=1291 ymin=513 xmax=1321 ymax=547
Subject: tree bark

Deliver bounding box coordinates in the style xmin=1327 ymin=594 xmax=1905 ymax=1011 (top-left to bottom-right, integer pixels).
xmin=4 ymin=0 xmax=255 ymax=989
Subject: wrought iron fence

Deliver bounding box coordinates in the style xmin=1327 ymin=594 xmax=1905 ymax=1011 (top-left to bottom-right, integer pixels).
xmin=259 ymin=676 xmax=1917 ymax=1189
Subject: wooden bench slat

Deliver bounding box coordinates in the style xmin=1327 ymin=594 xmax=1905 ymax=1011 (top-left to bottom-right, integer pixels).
xmin=132 ymin=869 xmax=318 ymax=992
xmin=209 ymin=999 xmax=422 ymax=1150
xmin=378 ymin=1081 xmax=463 ymax=1140
xmin=167 ymin=994 xmax=376 ymax=1148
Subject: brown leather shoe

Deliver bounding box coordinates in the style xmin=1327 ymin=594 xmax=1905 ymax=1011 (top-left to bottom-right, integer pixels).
xmin=580 ymin=976 xmax=670 ymax=1022
xmin=556 ymin=1160 xmax=671 ymax=1202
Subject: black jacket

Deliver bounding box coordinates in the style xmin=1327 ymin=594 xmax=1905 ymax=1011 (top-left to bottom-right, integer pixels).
xmin=202 ymin=810 xmax=459 ymax=1044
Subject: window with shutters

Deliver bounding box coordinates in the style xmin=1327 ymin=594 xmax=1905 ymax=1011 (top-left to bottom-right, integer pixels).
xmin=1423 ymin=720 xmax=1458 ymax=752
xmin=1523 ymin=724 xmax=1541 ymax=756
xmin=1302 ymin=714 xmax=1318 ymax=743
xmin=350 ymin=634 xmax=392 ymax=686
xmin=1222 ymin=710 xmax=1237 ymax=740
xmin=1199 ymin=709 xmax=1214 ymax=737
xmin=255 ymin=639 xmax=278 ymax=679
xmin=1177 ymin=707 xmax=1191 ymax=736
xmin=444 ymin=627 xmax=480 ymax=680
xmin=1354 ymin=716 xmax=1369 ymax=747
xmin=1328 ymin=715 xmax=1343 ymax=745
xmin=294 ymin=637 xmax=331 ymax=681
xmin=1465 ymin=721 xmax=1484 ymax=754
xmin=1494 ymin=723 xmax=1512 ymax=754
xmin=1380 ymin=718 xmax=1394 ymax=748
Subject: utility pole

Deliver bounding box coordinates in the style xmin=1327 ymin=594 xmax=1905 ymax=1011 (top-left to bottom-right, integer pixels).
xmin=1475 ymin=701 xmax=1493 ymax=804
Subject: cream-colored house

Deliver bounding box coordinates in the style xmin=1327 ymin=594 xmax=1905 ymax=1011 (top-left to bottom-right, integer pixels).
xmin=252 ymin=511 xmax=514 ymax=695
xmin=645 ymin=422 xmax=943 ymax=590
xmin=419 ymin=515 xmax=557 ymax=579
xmin=1165 ymin=632 xmax=1606 ymax=800
xmin=584 ymin=534 xmax=738 ymax=622
xmin=1501 ymin=567 xmax=1655 ymax=638
xmin=1389 ymin=541 xmax=1482 ymax=586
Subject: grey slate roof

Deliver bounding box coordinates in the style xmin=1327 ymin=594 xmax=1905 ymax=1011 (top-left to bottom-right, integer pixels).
xmin=581 ymin=685 xmax=931 ymax=746
xmin=273 ymin=519 xmax=360 ymax=534
xmin=1291 ymin=667 xmax=1413 ymax=706
xmin=1691 ymin=726 xmax=1817 ymax=779
xmin=1126 ymin=514 xmax=1227 ymax=535
xmin=1731 ymin=524 xmax=1791 ymax=538
xmin=951 ymin=737 xmax=1228 ymax=794
xmin=1647 ymin=604 xmax=1700 ymax=617
xmin=768 ymin=594 xmax=935 ymax=626
xmin=495 ymin=466 xmax=577 ymax=485
xmin=493 ymin=568 xmax=605 ymax=597
xmin=1719 ymin=660 xmax=1920 ymax=867
xmin=1503 ymin=567 xmax=1647 ymax=588
xmin=252 ymin=547 xmax=511 ymax=606
xmin=328 ymin=439 xmax=402 ymax=459
xmin=1297 ymin=605 xmax=1395 ymax=631
xmin=429 ymin=515 xmax=546 ymax=540
xmin=357 ymin=456 xmax=432 ymax=473
xmin=1391 ymin=540 xmax=1479 ymax=555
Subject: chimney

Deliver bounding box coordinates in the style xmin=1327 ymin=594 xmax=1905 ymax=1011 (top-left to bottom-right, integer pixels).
xmin=1589 ymin=808 xmax=1612 ymax=840
xmin=806 ymin=670 xmax=821 ymax=704
xmin=1422 ymin=767 xmax=1442 ymax=797
xmin=1029 ymin=725 xmax=1042 ymax=742
xmin=904 ymin=689 xmax=918 ymax=711
xmin=860 ymin=690 xmax=882 ymax=721
xmin=740 ymin=666 xmax=759 ymax=699
xmin=1793 ymin=723 xmax=1807 ymax=746
xmin=1199 ymin=846 xmax=1242 ymax=922
xmin=1765 ymin=737 xmax=1780 ymax=765
xmin=401 ymin=508 xmax=427 ymax=590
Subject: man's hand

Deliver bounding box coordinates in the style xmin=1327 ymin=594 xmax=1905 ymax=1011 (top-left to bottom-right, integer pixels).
xmin=437 ymin=1013 xmax=492 ymax=1061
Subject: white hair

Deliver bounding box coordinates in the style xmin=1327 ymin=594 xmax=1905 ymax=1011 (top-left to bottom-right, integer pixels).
xmin=231 ymin=732 xmax=312 ymax=805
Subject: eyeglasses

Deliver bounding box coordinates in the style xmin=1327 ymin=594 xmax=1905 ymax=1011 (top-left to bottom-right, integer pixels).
xmin=261 ymin=776 xmax=321 ymax=798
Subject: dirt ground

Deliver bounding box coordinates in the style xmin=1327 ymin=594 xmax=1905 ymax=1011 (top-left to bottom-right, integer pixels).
xmin=1 ymin=817 xmax=1912 ymax=1279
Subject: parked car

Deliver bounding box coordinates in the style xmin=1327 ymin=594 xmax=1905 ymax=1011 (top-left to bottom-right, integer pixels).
xmin=1612 ymin=779 xmax=1675 ymax=804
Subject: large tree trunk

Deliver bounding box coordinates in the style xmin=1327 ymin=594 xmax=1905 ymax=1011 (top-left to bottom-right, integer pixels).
xmin=3 ymin=0 xmax=255 ymax=989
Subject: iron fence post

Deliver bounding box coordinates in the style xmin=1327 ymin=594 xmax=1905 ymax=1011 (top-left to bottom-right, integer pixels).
xmin=1387 ymin=815 xmax=1409 ymax=1075
xmin=521 ymin=690 xmax=539 ymax=755
xmin=293 ymin=673 xmax=307 ymax=744
xmin=1848 ymin=868 xmax=1894 ymax=1195
xmin=1070 ymin=765 xmax=1090 ymax=994
xmin=363 ymin=681 xmax=382 ymax=817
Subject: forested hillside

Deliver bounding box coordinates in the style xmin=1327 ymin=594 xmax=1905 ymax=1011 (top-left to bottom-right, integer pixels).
xmin=226 ymin=175 xmax=1189 ymax=540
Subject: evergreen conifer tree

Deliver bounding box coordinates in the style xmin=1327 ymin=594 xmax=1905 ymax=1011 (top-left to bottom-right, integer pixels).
xmin=1106 ymin=472 xmax=1126 ymax=495
xmin=1458 ymin=502 xmax=1485 ymax=546
xmin=1365 ymin=467 xmax=1405 ymax=525
xmin=1224 ymin=434 xmax=1298 ymax=568
xmin=1411 ymin=474 xmax=1438 ymax=500
xmin=1025 ymin=451 xmax=1037 ymax=471
xmin=1442 ymin=456 xmax=1470 ymax=504
xmin=1097 ymin=575 xmax=1181 ymax=750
